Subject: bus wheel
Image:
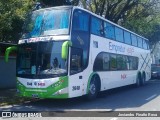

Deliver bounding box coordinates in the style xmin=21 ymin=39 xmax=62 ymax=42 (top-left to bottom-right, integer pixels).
xmin=135 ymin=74 xmax=140 ymax=87
xmin=141 ymin=72 xmax=146 ymax=86
xmin=86 ymin=76 xmax=99 ymax=100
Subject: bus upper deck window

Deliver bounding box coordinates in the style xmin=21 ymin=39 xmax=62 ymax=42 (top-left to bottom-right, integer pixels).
xmin=73 ymin=10 xmax=89 ymax=32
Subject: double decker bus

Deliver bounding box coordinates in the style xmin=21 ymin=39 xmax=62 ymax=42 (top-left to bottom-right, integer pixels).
xmin=5 ymin=6 xmax=151 ymax=100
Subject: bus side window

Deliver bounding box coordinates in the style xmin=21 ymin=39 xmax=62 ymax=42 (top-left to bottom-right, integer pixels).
xmin=137 ymin=37 xmax=143 ymax=48
xmin=103 ymin=53 xmax=109 ymax=71
xmin=93 ymin=53 xmax=109 ymax=71
xmin=93 ymin=53 xmax=103 ymax=71
xmin=109 ymin=54 xmax=117 ymax=70
xmin=131 ymin=34 xmax=137 ymax=46
xmin=70 ymin=47 xmax=83 ymax=75
xmin=126 ymin=56 xmax=130 ymax=70
xmin=115 ymin=27 xmax=124 ymax=42
xmin=124 ymin=31 xmax=131 ymax=45
xmin=122 ymin=56 xmax=129 ymax=70
xmin=72 ymin=10 xmax=89 ymax=32
xmin=117 ymin=55 xmax=128 ymax=70
xmin=91 ymin=17 xmax=104 ymax=36
xmin=129 ymin=57 xmax=138 ymax=70
xmin=143 ymin=39 xmax=148 ymax=49
xmin=133 ymin=57 xmax=138 ymax=70
xmin=117 ymin=55 xmax=123 ymax=70
xmin=104 ymin=22 xmax=115 ymax=40
xmin=146 ymin=41 xmax=150 ymax=50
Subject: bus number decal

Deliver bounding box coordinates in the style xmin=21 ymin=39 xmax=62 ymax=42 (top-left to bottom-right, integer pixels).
xmin=72 ymin=86 xmax=80 ymax=91
xmin=121 ymin=74 xmax=127 ymax=80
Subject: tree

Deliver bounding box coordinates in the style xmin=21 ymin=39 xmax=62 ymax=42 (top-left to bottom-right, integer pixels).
xmin=0 ymin=0 xmax=33 ymax=43
xmin=39 ymin=0 xmax=71 ymax=7
xmin=77 ymin=0 xmax=159 ymax=24
xmin=122 ymin=1 xmax=160 ymax=47
xmin=77 ymin=0 xmax=160 ymax=46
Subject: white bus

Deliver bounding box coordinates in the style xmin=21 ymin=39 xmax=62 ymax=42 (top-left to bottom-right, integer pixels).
xmin=5 ymin=6 xmax=151 ymax=100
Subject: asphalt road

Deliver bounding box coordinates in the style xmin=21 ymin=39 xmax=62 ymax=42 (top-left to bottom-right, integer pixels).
xmin=1 ymin=79 xmax=160 ymax=120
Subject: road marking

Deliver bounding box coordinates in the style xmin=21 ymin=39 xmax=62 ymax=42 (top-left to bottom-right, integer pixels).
xmin=110 ymin=118 xmax=118 ymax=120
xmin=146 ymin=94 xmax=157 ymax=101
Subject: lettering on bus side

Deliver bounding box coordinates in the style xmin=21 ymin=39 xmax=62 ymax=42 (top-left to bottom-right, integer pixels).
xmin=121 ymin=74 xmax=127 ymax=80
xmin=109 ymin=42 xmax=125 ymax=53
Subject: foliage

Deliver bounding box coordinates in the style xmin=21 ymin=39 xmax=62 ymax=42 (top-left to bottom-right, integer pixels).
xmin=39 ymin=0 xmax=80 ymax=6
xmin=0 ymin=0 xmax=33 ymax=43
xmin=39 ymin=0 xmax=71 ymax=7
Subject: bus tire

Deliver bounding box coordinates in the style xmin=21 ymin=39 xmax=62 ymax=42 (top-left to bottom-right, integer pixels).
xmin=86 ymin=75 xmax=100 ymax=100
xmin=141 ymin=72 xmax=146 ymax=86
xmin=135 ymin=73 xmax=141 ymax=87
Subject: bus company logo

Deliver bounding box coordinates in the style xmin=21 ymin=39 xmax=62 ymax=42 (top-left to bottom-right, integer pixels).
xmin=121 ymin=74 xmax=127 ymax=79
xmin=27 ymin=82 xmax=32 ymax=86
xmin=127 ymin=47 xmax=134 ymax=54
xmin=37 ymin=82 xmax=45 ymax=86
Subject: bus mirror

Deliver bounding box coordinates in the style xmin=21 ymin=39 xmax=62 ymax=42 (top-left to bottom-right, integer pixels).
xmin=62 ymin=41 xmax=72 ymax=60
xmin=5 ymin=46 xmax=17 ymax=62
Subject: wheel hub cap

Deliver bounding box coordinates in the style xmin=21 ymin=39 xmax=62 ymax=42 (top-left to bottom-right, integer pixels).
xmin=90 ymin=84 xmax=96 ymax=95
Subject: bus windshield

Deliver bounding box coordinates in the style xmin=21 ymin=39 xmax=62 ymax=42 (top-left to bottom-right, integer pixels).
xmin=17 ymin=41 xmax=67 ymax=78
xmin=22 ymin=8 xmax=71 ymax=39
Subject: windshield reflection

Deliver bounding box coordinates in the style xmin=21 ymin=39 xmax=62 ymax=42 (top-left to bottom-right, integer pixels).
xmin=17 ymin=41 xmax=67 ymax=78
xmin=22 ymin=8 xmax=71 ymax=39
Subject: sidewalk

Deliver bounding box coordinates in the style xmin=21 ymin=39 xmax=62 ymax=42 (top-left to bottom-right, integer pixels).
xmin=0 ymin=89 xmax=31 ymax=106
xmin=0 ymin=88 xmax=16 ymax=98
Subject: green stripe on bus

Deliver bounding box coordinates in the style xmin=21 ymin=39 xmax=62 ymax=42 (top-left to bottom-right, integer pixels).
xmin=17 ymin=76 xmax=69 ymax=99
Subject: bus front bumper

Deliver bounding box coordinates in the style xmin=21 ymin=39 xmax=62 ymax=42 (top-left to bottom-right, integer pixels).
xmin=17 ymin=76 xmax=69 ymax=99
